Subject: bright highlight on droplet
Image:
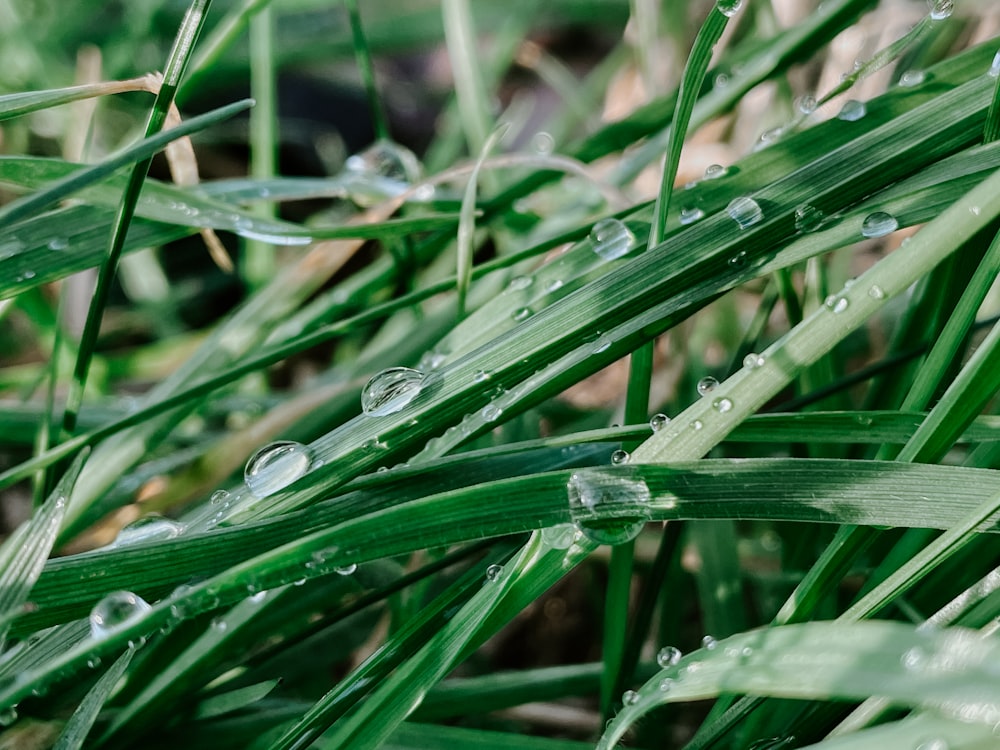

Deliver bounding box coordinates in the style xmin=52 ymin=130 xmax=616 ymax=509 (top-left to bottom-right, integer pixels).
xmin=657 ymin=645 xmax=682 ymax=667
xmin=726 ymin=197 xmax=763 ymax=229
xmin=794 ymin=205 xmax=824 ymax=233
xmin=899 ymin=70 xmax=926 ymax=87
xmin=590 ymin=218 xmax=636 ymax=260
xmin=112 ymin=515 xmax=184 ymax=547
xmin=346 ymin=139 xmax=422 ymax=182
xmin=649 ymin=413 xmax=670 ymax=432
xmin=567 ymin=468 xmax=651 ymax=545
xmin=716 ymin=0 xmax=743 ymax=17
xmin=837 ymin=100 xmax=867 ymax=122
xmin=697 ymin=376 xmax=719 ymax=396
xmin=361 ymin=367 xmax=425 ymax=417
xmin=861 ymin=211 xmax=898 ymax=238
xmin=680 ymin=207 xmax=704 ymax=225
xmin=928 ymin=0 xmax=953 ymax=20
xmin=90 ymin=591 xmax=151 ymax=640
xmin=244 ymin=440 xmax=313 ymax=498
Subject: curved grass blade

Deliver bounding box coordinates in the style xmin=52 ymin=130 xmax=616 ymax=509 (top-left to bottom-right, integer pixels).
xmin=52 ymin=645 xmax=134 ymax=750
xmin=0 ymin=76 xmax=155 ymax=121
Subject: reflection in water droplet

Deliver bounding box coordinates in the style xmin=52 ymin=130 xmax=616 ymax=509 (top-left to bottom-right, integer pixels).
xmin=211 ymin=617 xmax=228 ymax=632
xmin=361 ymin=367 xmax=425 ymax=417
xmin=697 ymin=376 xmax=719 ymax=396
xmin=567 ymin=468 xmax=651 ymax=545
xmin=991 ymin=51 xmax=1000 ymax=78
xmin=704 ymin=164 xmax=727 ymax=179
xmin=508 ymin=275 xmax=533 ymax=291
xmin=346 ymin=139 xmax=422 ymax=182
xmin=611 ymin=449 xmax=630 ymax=465
xmin=486 ymin=564 xmax=503 ymax=581
xmin=481 ymin=403 xmax=503 ymax=422
xmin=650 ymin=413 xmax=670 ymax=432
xmin=928 ymin=0 xmax=953 ymax=20
xmin=680 ymin=207 xmax=704 ymax=225
xmin=794 ymin=204 xmax=824 ymax=232
xmin=690 ymin=419 xmax=704 ymax=431
xmin=726 ymin=197 xmax=763 ymax=229
xmin=592 ymin=334 xmax=612 ymax=353
xmin=90 ymin=591 xmax=151 ymax=640
xmin=531 ymin=131 xmax=554 ymax=155
xmin=473 ymin=370 xmax=492 ymax=383
xmin=244 ymin=441 xmax=313 ymax=498
xmin=716 ymin=0 xmax=743 ymax=17
xmin=47 ymin=237 xmax=68 ymax=251
xmin=590 ymin=218 xmax=636 ymax=261
xmin=335 ymin=563 xmax=357 ymax=576
xmin=899 ymin=70 xmax=926 ymax=87
xmin=729 ymin=250 xmax=748 ymax=268
xmin=113 ymin=515 xmax=184 ymax=547
xmin=658 ymin=678 xmax=674 ymax=692
xmin=512 ymin=307 xmax=533 ymax=322
xmin=657 ymin=645 xmax=682 ymax=667
xmin=837 ymin=100 xmax=867 ymax=121
xmin=861 ymin=211 xmax=898 ymax=238
xmin=832 ymin=297 xmax=849 ymax=314
xmin=702 ymin=635 xmax=718 ymax=650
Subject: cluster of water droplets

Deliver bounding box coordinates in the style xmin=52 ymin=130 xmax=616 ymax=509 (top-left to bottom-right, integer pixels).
xmin=566 ymin=468 xmax=651 ymax=545
xmin=590 ymin=218 xmax=636 ymax=260
xmin=244 ymin=440 xmax=313 ymax=498
xmin=361 ymin=367 xmax=425 ymax=417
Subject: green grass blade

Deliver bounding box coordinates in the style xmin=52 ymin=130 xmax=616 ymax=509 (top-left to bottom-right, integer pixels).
xmin=52 ymin=645 xmax=134 ymax=750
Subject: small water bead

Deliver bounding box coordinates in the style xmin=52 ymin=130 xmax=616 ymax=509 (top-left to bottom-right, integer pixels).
xmin=610 ymin=449 xmax=630 ymax=465
xmin=743 ymin=353 xmax=765 ymax=370
xmin=928 ymin=0 xmax=953 ymax=20
xmin=481 ymin=403 xmax=503 ymax=422
xmin=621 ymin=689 xmax=640 ymax=706
xmin=335 ymin=563 xmax=357 ymax=576
xmin=726 ymin=196 xmax=763 ymax=229
xmin=546 ymin=278 xmax=564 ymax=293
xmin=714 ymin=73 xmax=729 ymax=88
xmin=210 ymin=617 xmax=228 ymax=632
xmin=794 ymin=204 xmax=824 ymax=232
xmin=473 ymin=369 xmax=491 ymax=383
xmin=697 ymin=376 xmax=719 ymax=396
xmin=701 ymin=635 xmax=718 ymax=650
xmin=658 ymin=678 xmax=675 ymax=692
xmin=249 ymin=590 xmax=268 ymax=603
xmin=837 ymin=99 xmax=867 ymax=122
xmin=113 ymin=515 xmax=184 ymax=547
xmin=508 ymin=275 xmax=533 ymax=291
xmin=0 ymin=706 xmax=17 ymax=727
xmin=712 ymin=397 xmax=733 ymax=413
xmin=512 ymin=307 xmax=533 ymax=322
xmin=590 ymin=218 xmax=636 ymax=261
xmin=657 ymin=645 xmax=683 ymax=668
xmin=729 ymin=250 xmax=748 ymax=268
xmin=832 ymin=297 xmax=849 ymax=313
xmin=345 ymin=139 xmax=422 ymax=183
xmin=90 ymin=591 xmax=152 ymax=640
xmin=704 ymin=163 xmax=727 ymax=180
xmin=861 ymin=211 xmax=898 ymax=238
xmin=485 ymin=564 xmax=503 ymax=582
xmin=690 ymin=419 xmax=704 ymax=431
xmin=541 ymin=523 xmax=579 ymax=549
xmin=868 ymin=284 xmax=886 ymax=300
xmin=361 ymin=367 xmax=425 ymax=417
xmin=567 ymin=468 xmax=652 ymax=546
xmin=915 ymin=740 xmax=949 ymax=750
xmin=680 ymin=206 xmax=704 ymax=225
xmin=716 ymin=0 xmax=744 ymax=17
xmin=531 ymin=131 xmax=554 ymax=155
xmin=899 ymin=70 xmax=926 ymax=87
xmin=796 ymin=95 xmax=817 ymax=115
xmin=244 ymin=441 xmax=313 ymax=498
xmin=591 ymin=333 xmax=613 ymax=353
xmin=649 ymin=413 xmax=670 ymax=432
xmin=990 ymin=51 xmax=1000 ymax=78
xmin=47 ymin=237 xmax=68 ymax=251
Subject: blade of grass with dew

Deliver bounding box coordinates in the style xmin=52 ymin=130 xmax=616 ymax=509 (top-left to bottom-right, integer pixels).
xmin=51 ymin=645 xmax=134 ymax=750
xmin=0 ymin=76 xmax=157 ymax=121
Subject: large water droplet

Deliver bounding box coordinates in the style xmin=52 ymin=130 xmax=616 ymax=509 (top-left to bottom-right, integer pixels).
xmin=697 ymin=376 xmax=719 ymax=396
xmin=244 ymin=440 xmax=313 ymax=498
xmin=481 ymin=403 xmax=503 ymax=422
xmin=361 ymin=367 xmax=425 ymax=416
xmin=485 ymin=564 xmax=504 ymax=582
xmin=346 ymin=139 xmax=422 ymax=183
xmin=861 ymin=211 xmax=898 ymax=238
xmin=590 ymin=218 xmax=636 ymax=260
xmin=649 ymin=413 xmax=670 ymax=432
xmin=837 ymin=100 xmax=867 ymax=121
xmin=112 ymin=515 xmax=184 ymax=547
xmin=716 ymin=0 xmax=743 ymax=17
xmin=928 ymin=0 xmax=953 ymax=19
xmin=90 ymin=591 xmax=151 ymax=640
xmin=899 ymin=70 xmax=926 ymax=87
xmin=567 ymin=468 xmax=651 ymax=545
xmin=335 ymin=563 xmax=357 ymax=576
xmin=794 ymin=204 xmax=824 ymax=232
xmin=611 ymin=449 xmax=630 ymax=465
xmin=657 ymin=645 xmax=682 ymax=667
xmin=726 ymin=197 xmax=763 ymax=229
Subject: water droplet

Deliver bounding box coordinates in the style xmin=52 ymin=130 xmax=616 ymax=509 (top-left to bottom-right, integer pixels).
xmin=592 ymin=333 xmax=613 ymax=353
xmin=335 ymin=563 xmax=357 ymax=576
xmin=413 ymin=183 xmax=436 ymax=201
xmin=729 ymin=250 xmax=748 ymax=268
xmin=658 ymin=678 xmax=674 ymax=692
xmin=794 ymin=204 xmax=824 ymax=232
xmin=243 ymin=441 xmax=312 ymax=499
xmin=990 ymin=51 xmax=1000 ymax=78
xmin=868 ymin=284 xmax=886 ymax=300
xmin=508 ymin=275 xmax=533 ymax=291
xmin=701 ymin=635 xmax=718 ymax=650
xmin=657 ymin=646 xmax=682 ymax=667
xmin=542 ymin=524 xmax=578 ymax=549
xmin=567 ymin=468 xmax=651 ymax=545
xmin=112 ymin=515 xmax=184 ymax=547
xmin=47 ymin=237 xmax=68 ymax=250
xmin=837 ymin=100 xmax=867 ymax=122
xmin=531 ymin=131 xmax=554 ymax=155
xmin=832 ymin=297 xmax=849 ymax=313
xmin=590 ymin=218 xmax=636 ymax=260
xmin=690 ymin=419 xmax=704 ymax=431
xmin=622 ymin=689 xmax=640 ymax=706
xmin=680 ymin=206 xmax=704 ymax=225
xmin=970 ymin=205 xmax=981 ymax=216
xmin=481 ymin=403 xmax=503 ymax=422
xmin=512 ymin=307 xmax=533 ymax=322
xmin=901 ymin=647 xmax=926 ymax=670
xmin=546 ymin=278 xmax=564 ymax=293
xmin=899 ymin=70 xmax=926 ymax=87
xmin=697 ymin=376 xmax=719 ymax=396
xmin=650 ymin=413 xmax=670 ymax=432
xmin=87 ymin=656 xmax=102 ymax=669
xmin=249 ymin=590 xmax=267 ymax=603
xmin=861 ymin=211 xmax=898 ymax=238
xmin=928 ymin=0 xmax=953 ymax=19
xmin=796 ymin=95 xmax=817 ymax=114
xmin=916 ymin=739 xmax=949 ymax=750
xmin=716 ymin=0 xmax=743 ymax=17
xmin=473 ymin=370 xmax=492 ymax=383
xmin=418 ymin=351 xmax=447 ymax=371
xmin=713 ymin=397 xmax=733 ymax=413
xmin=726 ymin=196 xmax=763 ymax=229
xmin=714 ymin=73 xmax=729 ymax=88
xmin=743 ymin=353 xmax=765 ymax=370
xmin=361 ymin=367 xmax=425 ymax=417
xmin=90 ymin=591 xmax=151 ymax=640
xmin=210 ymin=617 xmax=228 ymax=632
xmin=486 ymin=564 xmax=503 ymax=581
xmin=611 ymin=449 xmax=630 ymax=465
xmin=0 ymin=706 xmax=17 ymax=726
xmin=346 ymin=139 xmax=422 ymax=182
xmin=704 ymin=164 xmax=727 ymax=180
xmin=758 ymin=126 xmax=784 ymax=147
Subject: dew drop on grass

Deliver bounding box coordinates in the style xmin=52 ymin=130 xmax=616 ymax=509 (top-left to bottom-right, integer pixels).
xmin=657 ymin=646 xmax=682 ymax=667
xmin=680 ymin=206 xmax=704 ymax=225
xmin=837 ymin=100 xmax=867 ymax=121
xmin=113 ymin=515 xmax=184 ymax=547
xmin=690 ymin=419 xmax=704 ymax=431
xmin=47 ymin=237 xmax=68 ymax=251
xmin=704 ymin=164 xmax=727 ymax=179
xmin=611 ymin=449 xmax=630 ymax=465
xmin=541 ymin=523 xmax=578 ymax=549
xmin=485 ymin=564 xmax=503 ymax=582
xmin=361 ymin=367 xmax=425 ymax=417
xmin=743 ymin=353 xmax=765 ymax=370
xmin=210 ymin=617 xmax=228 ymax=632
xmin=899 ymin=70 xmax=926 ymax=87
xmin=508 ymin=275 xmax=533 ymax=290
xmin=473 ymin=369 xmax=491 ymax=383
xmin=713 ymin=397 xmax=733 ymax=413
xmin=714 ymin=73 xmax=729 ymax=88
xmin=991 ymin=51 xmax=1000 ymax=78
xmin=567 ymin=469 xmax=651 ymax=545
xmin=650 ymin=413 xmax=670 ymax=432
xmin=701 ymin=635 xmax=718 ymax=650
xmin=512 ymin=306 xmax=533 ymax=322
xmin=244 ymin=441 xmax=313 ymax=498
xmin=335 ymin=563 xmax=357 ymax=576
xmin=590 ymin=218 xmax=636 ymax=260
xmin=481 ymin=403 xmax=503 ymax=422
xmin=531 ymin=131 xmax=554 ymax=155
xmin=0 ymin=707 xmax=17 ymax=727
xmin=658 ymin=678 xmax=674 ymax=692
xmin=90 ymin=591 xmax=151 ymax=640
xmin=861 ymin=211 xmax=899 ymax=238
xmin=796 ymin=95 xmax=817 ymax=114
xmin=210 ymin=490 xmax=230 ymax=506
xmin=928 ymin=0 xmax=953 ymax=20
xmin=716 ymin=0 xmax=743 ymax=17
xmin=622 ymin=689 xmax=640 ymax=706
xmin=794 ymin=204 xmax=824 ymax=232
xmin=346 ymin=139 xmax=422 ymax=183
xmin=868 ymin=284 xmax=886 ymax=300
xmin=726 ymin=197 xmax=763 ymax=229
xmin=697 ymin=376 xmax=719 ymax=396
